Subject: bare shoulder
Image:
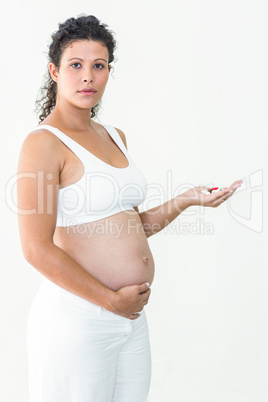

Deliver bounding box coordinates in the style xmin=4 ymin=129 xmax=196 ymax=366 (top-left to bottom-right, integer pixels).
xmin=22 ymin=127 xmax=61 ymax=149
xmin=115 ymin=127 xmax=128 ymax=149
xmin=18 ymin=127 xmax=64 ymax=171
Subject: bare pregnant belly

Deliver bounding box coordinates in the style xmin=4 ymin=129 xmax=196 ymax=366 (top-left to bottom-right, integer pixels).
xmin=53 ymin=210 xmax=155 ymax=291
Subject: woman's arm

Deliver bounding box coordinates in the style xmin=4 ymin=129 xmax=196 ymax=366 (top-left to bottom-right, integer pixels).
xmin=134 ymin=195 xmax=190 ymax=238
xmin=17 ymin=130 xmax=150 ymax=319
xmin=134 ymin=181 xmax=243 ymax=238
xmin=116 ymin=127 xmax=242 ymax=238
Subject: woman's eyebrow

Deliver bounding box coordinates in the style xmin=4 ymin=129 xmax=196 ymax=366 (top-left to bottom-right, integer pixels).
xmin=67 ymin=57 xmax=108 ymax=63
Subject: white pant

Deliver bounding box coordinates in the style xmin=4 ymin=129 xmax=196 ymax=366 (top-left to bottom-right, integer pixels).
xmin=27 ymin=278 xmax=151 ymax=402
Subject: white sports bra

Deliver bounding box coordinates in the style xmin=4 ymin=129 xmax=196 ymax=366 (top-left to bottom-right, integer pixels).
xmin=36 ymin=124 xmax=148 ymax=227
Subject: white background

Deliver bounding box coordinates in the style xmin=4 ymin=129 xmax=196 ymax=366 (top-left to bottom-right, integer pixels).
xmin=1 ymin=0 xmax=267 ymax=401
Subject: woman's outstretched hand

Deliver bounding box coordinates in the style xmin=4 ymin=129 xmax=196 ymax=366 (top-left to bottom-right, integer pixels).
xmin=182 ymin=179 xmax=243 ymax=208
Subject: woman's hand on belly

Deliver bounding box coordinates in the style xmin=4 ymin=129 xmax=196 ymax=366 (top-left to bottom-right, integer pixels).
xmin=109 ymin=282 xmax=151 ymax=320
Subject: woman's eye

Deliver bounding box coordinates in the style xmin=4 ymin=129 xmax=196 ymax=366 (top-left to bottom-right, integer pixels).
xmin=70 ymin=62 xmax=105 ymax=69
xmin=71 ymin=63 xmax=81 ymax=68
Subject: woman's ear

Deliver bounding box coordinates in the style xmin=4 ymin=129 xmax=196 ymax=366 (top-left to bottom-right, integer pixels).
xmin=49 ymin=62 xmax=59 ymax=82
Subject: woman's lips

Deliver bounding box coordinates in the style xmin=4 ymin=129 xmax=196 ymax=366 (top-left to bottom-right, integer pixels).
xmin=79 ymin=90 xmax=97 ymax=95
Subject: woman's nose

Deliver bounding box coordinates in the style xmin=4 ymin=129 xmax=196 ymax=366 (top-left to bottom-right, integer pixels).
xmin=83 ymin=70 xmax=94 ymax=83
xmin=83 ymin=77 xmax=93 ymax=83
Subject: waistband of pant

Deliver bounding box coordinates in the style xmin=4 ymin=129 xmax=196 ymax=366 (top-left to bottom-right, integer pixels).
xmin=38 ymin=277 xmax=144 ymax=321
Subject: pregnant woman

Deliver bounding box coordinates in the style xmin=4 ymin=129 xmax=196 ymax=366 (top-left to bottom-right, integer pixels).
xmin=17 ymin=14 xmax=243 ymax=402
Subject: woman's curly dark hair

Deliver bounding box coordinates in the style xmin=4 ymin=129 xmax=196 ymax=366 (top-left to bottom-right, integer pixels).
xmin=35 ymin=14 xmax=117 ymax=123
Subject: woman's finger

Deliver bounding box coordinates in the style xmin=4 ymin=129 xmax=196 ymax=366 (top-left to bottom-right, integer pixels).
xmin=229 ymin=180 xmax=244 ymax=190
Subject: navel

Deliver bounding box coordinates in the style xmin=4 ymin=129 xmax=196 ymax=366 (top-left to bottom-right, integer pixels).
xmin=143 ymin=256 xmax=149 ymax=265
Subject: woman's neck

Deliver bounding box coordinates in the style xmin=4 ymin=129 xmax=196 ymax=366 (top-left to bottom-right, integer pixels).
xmin=49 ymin=103 xmax=94 ymax=131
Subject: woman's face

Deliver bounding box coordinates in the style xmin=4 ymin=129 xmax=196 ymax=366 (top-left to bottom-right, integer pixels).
xmin=49 ymin=40 xmax=111 ymax=110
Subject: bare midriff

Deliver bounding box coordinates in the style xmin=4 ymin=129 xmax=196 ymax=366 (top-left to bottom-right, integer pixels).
xmin=53 ymin=209 xmax=155 ymax=291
